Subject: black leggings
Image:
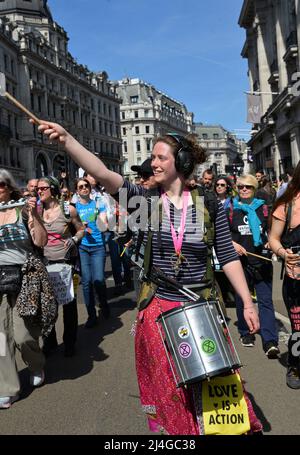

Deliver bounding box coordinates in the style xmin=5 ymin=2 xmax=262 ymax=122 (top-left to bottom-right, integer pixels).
xmin=282 ymin=276 xmax=300 ymax=368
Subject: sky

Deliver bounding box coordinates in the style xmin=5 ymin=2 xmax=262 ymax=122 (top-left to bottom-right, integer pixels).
xmin=49 ymin=0 xmax=250 ymax=139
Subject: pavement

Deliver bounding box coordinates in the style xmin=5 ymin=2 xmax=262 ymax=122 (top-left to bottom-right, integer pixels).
xmin=0 ymin=262 xmax=300 ymax=435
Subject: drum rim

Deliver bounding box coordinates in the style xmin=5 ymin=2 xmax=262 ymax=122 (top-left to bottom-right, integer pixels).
xmin=156 ymin=299 xmax=218 ymax=321
xmin=176 ymin=365 xmax=242 ymax=387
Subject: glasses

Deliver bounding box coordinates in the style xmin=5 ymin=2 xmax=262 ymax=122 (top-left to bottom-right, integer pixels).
xmin=0 ymin=182 xmax=7 ymax=189
xmin=237 ymin=184 xmax=254 ymax=190
xmin=78 ymin=184 xmax=90 ymax=190
xmin=139 ymin=174 xmax=151 ymax=181
xmin=216 ymin=183 xmax=226 ymax=188
xmin=37 ymin=186 xmax=50 ymax=192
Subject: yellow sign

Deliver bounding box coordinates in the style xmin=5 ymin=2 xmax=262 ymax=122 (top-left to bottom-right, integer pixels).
xmin=202 ymin=373 xmax=250 ymax=435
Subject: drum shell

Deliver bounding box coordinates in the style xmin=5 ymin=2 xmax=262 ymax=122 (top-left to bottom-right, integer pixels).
xmin=157 ymin=300 xmax=241 ymax=387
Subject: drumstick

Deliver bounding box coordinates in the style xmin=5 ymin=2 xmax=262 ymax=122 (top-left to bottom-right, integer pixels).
xmin=120 ymin=246 xmax=127 ymax=257
xmin=246 ymin=251 xmax=273 ymax=262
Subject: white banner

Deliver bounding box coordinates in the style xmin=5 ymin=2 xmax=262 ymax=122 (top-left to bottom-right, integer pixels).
xmin=46 ymin=263 xmax=74 ymax=306
xmin=247 ymin=93 xmax=262 ymax=123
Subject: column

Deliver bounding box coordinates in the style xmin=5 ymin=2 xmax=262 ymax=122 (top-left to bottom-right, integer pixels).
xmin=290 ymin=127 xmax=300 ymax=167
xmin=274 ymin=0 xmax=289 ymax=91
xmin=256 ymin=21 xmax=273 ymax=113
xmin=272 ymin=133 xmax=280 ymax=179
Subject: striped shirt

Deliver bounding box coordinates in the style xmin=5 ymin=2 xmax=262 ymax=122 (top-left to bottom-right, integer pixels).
xmin=121 ymin=180 xmax=238 ymax=301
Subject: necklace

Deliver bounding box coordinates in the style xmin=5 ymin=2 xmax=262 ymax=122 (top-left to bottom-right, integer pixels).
xmin=162 ymin=189 xmax=189 ymax=276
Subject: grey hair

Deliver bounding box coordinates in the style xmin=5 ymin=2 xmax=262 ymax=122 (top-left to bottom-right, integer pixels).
xmin=0 ymin=169 xmax=22 ymax=200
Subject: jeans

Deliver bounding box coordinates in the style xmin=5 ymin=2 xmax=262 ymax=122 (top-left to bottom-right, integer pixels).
xmin=282 ymin=275 xmax=300 ymax=367
xmin=235 ymin=266 xmax=278 ymax=345
xmin=104 ymin=232 xmax=131 ymax=285
xmin=43 ymin=298 xmax=78 ymax=351
xmin=79 ymin=244 xmax=107 ymax=320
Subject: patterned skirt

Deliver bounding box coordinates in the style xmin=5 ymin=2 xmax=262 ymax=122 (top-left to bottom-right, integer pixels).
xmin=135 ymin=296 xmax=263 ymax=435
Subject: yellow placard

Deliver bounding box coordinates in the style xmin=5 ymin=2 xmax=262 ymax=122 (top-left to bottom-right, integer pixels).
xmin=202 ymin=373 xmax=250 ymax=435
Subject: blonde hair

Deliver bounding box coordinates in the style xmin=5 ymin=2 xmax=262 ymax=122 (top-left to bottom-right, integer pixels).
xmin=236 ymin=174 xmax=258 ymax=190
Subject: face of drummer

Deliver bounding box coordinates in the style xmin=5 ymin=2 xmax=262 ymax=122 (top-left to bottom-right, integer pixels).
xmin=151 ymin=141 xmax=178 ymax=186
xmin=0 ymin=180 xmax=11 ymax=203
xmin=77 ymin=179 xmax=91 ymax=199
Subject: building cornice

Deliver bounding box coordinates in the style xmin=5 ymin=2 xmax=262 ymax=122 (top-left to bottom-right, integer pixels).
xmin=238 ymin=0 xmax=255 ymax=29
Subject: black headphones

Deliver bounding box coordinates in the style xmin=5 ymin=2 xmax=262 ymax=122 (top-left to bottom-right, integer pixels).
xmin=166 ymin=133 xmax=194 ymax=178
xmin=47 ymin=176 xmax=60 ymax=197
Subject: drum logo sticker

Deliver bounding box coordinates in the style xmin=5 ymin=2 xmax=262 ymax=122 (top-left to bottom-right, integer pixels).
xmin=178 ymin=342 xmax=192 ymax=358
xmin=201 ymin=338 xmax=217 ymax=355
xmin=178 ymin=326 xmax=189 ymax=339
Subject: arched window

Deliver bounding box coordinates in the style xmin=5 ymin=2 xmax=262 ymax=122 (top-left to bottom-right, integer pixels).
xmin=36 ymin=153 xmax=48 ymax=178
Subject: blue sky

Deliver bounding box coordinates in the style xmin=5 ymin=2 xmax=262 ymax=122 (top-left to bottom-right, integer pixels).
xmin=49 ymin=0 xmax=250 ymax=139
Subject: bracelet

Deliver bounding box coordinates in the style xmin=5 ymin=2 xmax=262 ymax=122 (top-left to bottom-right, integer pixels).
xmin=276 ymin=246 xmax=285 ymax=257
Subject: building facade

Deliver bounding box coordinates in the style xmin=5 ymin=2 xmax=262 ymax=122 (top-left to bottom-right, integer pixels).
xmin=239 ymin=0 xmax=300 ymax=178
xmin=193 ymin=123 xmax=246 ymax=177
xmin=116 ymin=78 xmax=193 ymax=180
xmin=0 ymin=0 xmax=122 ymax=187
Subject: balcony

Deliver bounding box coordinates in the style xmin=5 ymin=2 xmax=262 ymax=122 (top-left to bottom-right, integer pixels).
xmin=283 ymin=31 xmax=298 ymax=62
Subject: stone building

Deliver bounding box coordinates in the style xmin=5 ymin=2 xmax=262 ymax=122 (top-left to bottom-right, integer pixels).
xmin=0 ymin=0 xmax=122 ymax=187
xmin=239 ymin=0 xmax=300 ymax=178
xmin=193 ymin=123 xmax=245 ymax=177
xmin=116 ymin=77 xmax=193 ymax=180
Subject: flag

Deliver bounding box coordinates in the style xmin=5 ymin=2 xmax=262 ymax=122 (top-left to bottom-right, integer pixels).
xmin=246 ymin=94 xmax=262 ymax=123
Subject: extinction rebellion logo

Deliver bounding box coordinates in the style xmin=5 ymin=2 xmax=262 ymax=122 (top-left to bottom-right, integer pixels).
xmin=202 ymin=338 xmax=217 ymax=355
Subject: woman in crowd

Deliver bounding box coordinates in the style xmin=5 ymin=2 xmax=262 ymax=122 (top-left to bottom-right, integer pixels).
xmin=0 ymin=169 xmax=47 ymax=409
xmin=74 ymin=177 xmax=110 ymax=327
xmin=37 ymin=120 xmax=261 ymax=435
xmin=269 ymin=161 xmax=300 ymax=389
xmin=226 ymin=174 xmax=279 ymax=358
xmin=38 ymin=176 xmax=84 ymax=357
xmin=214 ymin=175 xmax=233 ymax=209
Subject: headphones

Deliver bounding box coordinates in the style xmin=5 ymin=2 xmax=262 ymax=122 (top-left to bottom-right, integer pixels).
xmin=47 ymin=176 xmax=61 ymax=197
xmin=166 ymin=133 xmax=194 ymax=178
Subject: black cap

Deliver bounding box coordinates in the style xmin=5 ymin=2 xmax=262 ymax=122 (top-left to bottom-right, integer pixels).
xmin=131 ymin=158 xmax=153 ymax=176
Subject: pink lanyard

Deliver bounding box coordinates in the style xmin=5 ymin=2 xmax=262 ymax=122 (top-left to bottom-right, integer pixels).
xmin=161 ymin=189 xmax=189 ymax=256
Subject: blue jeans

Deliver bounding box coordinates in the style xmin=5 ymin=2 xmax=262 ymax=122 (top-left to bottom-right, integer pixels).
xmin=104 ymin=232 xmax=131 ymax=285
xmin=79 ymin=244 xmax=107 ymax=320
xmin=235 ymin=267 xmax=278 ymax=345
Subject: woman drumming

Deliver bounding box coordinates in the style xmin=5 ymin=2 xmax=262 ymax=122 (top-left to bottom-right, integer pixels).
xmin=37 ymin=121 xmax=262 ymax=434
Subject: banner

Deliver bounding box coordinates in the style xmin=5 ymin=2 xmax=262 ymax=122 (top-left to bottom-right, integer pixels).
xmin=247 ymin=93 xmax=262 ymax=123
xmin=46 ymin=263 xmax=74 ymax=306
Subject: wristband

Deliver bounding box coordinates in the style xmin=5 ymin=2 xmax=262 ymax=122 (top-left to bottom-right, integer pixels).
xmin=276 ymin=246 xmax=285 ymax=257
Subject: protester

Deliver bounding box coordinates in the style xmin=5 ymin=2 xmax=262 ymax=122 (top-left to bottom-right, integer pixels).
xmin=74 ymin=177 xmax=110 ymax=327
xmin=37 ymin=120 xmax=262 ymax=435
xmin=38 ymin=176 xmax=84 ymax=357
xmin=201 ymin=168 xmax=214 ymax=190
xmin=26 ymin=178 xmax=38 ymax=197
xmin=269 ymin=161 xmax=300 ymax=388
xmin=255 ymin=170 xmax=265 ymax=187
xmin=276 ymin=167 xmax=294 ymax=199
xmin=226 ymin=174 xmax=279 ymax=358
xmin=214 ymin=175 xmax=233 ymax=209
xmin=256 ymin=175 xmax=276 ymax=209
xmin=0 ymin=169 xmax=47 ymax=409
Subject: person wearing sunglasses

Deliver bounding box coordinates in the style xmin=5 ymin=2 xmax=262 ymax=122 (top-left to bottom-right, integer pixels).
xmin=0 ymin=169 xmax=48 ymax=409
xmin=214 ymin=175 xmax=233 ymax=210
xmin=226 ymin=174 xmax=279 ymax=358
xmin=38 ymin=176 xmax=84 ymax=357
xmin=74 ymin=178 xmax=110 ymax=327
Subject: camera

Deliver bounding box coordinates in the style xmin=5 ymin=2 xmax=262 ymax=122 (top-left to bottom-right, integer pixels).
xmin=290 ymin=245 xmax=300 ymax=255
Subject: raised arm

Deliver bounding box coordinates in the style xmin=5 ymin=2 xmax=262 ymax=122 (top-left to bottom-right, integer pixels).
xmin=37 ymin=121 xmax=124 ymax=195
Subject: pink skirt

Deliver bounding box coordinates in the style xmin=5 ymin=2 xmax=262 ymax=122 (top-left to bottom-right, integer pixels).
xmin=135 ymin=297 xmax=263 ymax=435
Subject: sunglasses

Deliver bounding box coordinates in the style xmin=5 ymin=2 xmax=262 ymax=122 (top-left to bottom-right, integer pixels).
xmin=237 ymin=184 xmax=254 ymax=190
xmin=139 ymin=174 xmax=151 ymax=181
xmin=0 ymin=182 xmax=8 ymax=189
xmin=78 ymin=184 xmax=90 ymax=190
xmin=216 ymin=183 xmax=226 ymax=188
xmin=37 ymin=186 xmax=50 ymax=192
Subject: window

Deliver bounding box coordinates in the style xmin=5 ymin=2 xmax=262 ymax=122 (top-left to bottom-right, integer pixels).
xmin=123 ymin=141 xmax=127 ymax=153
xmin=202 ymin=133 xmax=208 ymax=139
xmin=146 ymin=139 xmax=151 ymax=151
xmin=130 ymin=96 xmax=138 ymax=104
xmin=213 ymin=133 xmax=219 ymax=139
xmin=122 ymin=127 xmax=126 ymax=136
xmin=134 ymin=110 xmax=139 ymax=119
xmin=121 ymin=111 xmax=125 ymax=120
xmin=135 ymin=126 xmax=139 ymax=134
xmin=136 ymin=140 xmax=141 ymax=152
xmin=144 ymin=110 xmax=149 ymax=117
xmin=145 ymin=125 xmax=150 ymax=134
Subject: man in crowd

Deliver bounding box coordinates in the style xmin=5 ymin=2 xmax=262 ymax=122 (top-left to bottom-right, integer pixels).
xmin=202 ymin=169 xmax=214 ymax=191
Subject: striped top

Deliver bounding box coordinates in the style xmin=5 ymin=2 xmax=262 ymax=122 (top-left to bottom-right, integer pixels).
xmin=121 ymin=180 xmax=238 ymax=301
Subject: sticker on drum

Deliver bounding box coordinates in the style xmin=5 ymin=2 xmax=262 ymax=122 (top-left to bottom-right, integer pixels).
xmin=178 ymin=326 xmax=189 ymax=339
xmin=201 ymin=338 xmax=217 ymax=355
xmin=178 ymin=342 xmax=192 ymax=358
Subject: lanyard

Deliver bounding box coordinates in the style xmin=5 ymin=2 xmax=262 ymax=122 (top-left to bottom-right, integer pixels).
xmin=161 ymin=189 xmax=189 ymax=256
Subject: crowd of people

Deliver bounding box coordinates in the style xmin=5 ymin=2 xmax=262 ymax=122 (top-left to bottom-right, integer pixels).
xmin=0 ymin=119 xmax=299 ymax=435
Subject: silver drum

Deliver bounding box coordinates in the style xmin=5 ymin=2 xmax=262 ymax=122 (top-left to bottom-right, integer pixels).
xmin=156 ymin=299 xmax=241 ymax=387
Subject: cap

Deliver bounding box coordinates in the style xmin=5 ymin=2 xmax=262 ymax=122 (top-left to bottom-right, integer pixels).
xmin=131 ymin=158 xmax=153 ymax=176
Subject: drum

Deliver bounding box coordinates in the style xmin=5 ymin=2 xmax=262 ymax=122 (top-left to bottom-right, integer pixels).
xmin=156 ymin=299 xmax=241 ymax=387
